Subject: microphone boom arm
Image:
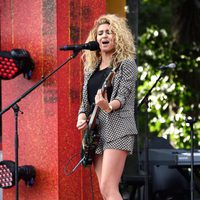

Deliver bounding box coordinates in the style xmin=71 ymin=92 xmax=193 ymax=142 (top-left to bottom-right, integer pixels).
xmin=0 ymin=50 xmax=81 ymax=116
xmin=137 ymin=69 xmax=166 ymax=200
xmin=138 ymin=70 xmax=166 ymax=109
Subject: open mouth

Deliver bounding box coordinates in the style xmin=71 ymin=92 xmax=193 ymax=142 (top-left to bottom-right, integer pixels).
xmin=102 ymin=41 xmax=109 ymax=45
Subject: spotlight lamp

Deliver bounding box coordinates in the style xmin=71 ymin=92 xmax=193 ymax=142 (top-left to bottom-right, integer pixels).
xmin=0 ymin=49 xmax=34 ymax=80
xmin=0 ymin=160 xmax=36 ymax=189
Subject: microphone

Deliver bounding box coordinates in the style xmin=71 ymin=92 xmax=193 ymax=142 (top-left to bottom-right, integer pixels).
xmin=159 ymin=63 xmax=176 ymax=70
xmin=59 ymin=41 xmax=99 ymax=51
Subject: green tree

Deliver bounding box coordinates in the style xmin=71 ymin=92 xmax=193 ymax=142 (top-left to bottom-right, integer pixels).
xmin=137 ymin=0 xmax=200 ymax=148
xmin=137 ymin=26 xmax=200 ymax=148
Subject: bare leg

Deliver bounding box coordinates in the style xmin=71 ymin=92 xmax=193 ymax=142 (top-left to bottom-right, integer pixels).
xmin=95 ymin=149 xmax=128 ymax=200
xmin=94 ymin=154 xmax=105 ymax=200
xmin=94 ymin=154 xmax=103 ymax=185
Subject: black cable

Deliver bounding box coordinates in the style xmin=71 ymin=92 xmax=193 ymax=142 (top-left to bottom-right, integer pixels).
xmin=64 ymin=152 xmax=83 ymax=176
xmin=64 ymin=152 xmax=95 ymax=200
xmin=89 ymin=167 xmax=95 ymax=200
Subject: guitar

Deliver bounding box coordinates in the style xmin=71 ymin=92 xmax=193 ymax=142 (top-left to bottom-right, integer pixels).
xmin=81 ymin=66 xmax=118 ymax=167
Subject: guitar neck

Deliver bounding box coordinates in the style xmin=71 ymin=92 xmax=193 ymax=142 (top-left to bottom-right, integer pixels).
xmin=88 ymin=105 xmax=99 ymax=130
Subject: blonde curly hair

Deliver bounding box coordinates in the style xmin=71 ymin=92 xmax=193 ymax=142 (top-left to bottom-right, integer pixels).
xmin=82 ymin=14 xmax=136 ymax=72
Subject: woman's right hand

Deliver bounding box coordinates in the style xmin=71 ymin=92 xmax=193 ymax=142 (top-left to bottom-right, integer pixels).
xmin=76 ymin=113 xmax=88 ymax=131
xmin=76 ymin=119 xmax=88 ymax=130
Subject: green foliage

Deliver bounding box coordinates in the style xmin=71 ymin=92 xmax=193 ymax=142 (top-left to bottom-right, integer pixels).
xmin=137 ymin=26 xmax=200 ymax=149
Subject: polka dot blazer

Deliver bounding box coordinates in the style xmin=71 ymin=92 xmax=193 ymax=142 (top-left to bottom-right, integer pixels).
xmin=79 ymin=59 xmax=138 ymax=142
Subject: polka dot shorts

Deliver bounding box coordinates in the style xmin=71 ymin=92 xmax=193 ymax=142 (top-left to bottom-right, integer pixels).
xmin=95 ymin=134 xmax=135 ymax=155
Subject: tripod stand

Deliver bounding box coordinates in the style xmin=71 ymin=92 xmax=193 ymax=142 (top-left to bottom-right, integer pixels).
xmin=0 ymin=50 xmax=81 ymax=200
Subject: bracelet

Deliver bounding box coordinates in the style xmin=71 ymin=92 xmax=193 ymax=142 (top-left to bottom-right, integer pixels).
xmin=104 ymin=104 xmax=113 ymax=113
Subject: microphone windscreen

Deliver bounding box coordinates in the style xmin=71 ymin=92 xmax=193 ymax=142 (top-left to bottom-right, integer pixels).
xmin=87 ymin=41 xmax=100 ymax=51
xmin=168 ymin=63 xmax=176 ymax=68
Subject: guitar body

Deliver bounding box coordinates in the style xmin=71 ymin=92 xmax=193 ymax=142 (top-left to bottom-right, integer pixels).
xmin=81 ymin=123 xmax=100 ymax=167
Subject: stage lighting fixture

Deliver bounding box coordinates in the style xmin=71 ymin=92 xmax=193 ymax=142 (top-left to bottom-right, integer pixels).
xmin=0 ymin=160 xmax=36 ymax=189
xmin=0 ymin=48 xmax=34 ymax=80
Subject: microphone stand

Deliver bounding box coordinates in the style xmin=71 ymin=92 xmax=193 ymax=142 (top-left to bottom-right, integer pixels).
xmin=185 ymin=116 xmax=197 ymax=200
xmin=0 ymin=50 xmax=81 ymax=200
xmin=12 ymin=104 xmax=23 ymax=200
xmin=137 ymin=69 xmax=167 ymax=200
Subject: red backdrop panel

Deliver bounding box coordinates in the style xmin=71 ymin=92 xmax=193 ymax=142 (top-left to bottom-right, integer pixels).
xmin=0 ymin=0 xmax=106 ymax=199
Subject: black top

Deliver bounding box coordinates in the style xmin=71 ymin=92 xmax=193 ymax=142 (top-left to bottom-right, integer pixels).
xmin=88 ymin=67 xmax=113 ymax=106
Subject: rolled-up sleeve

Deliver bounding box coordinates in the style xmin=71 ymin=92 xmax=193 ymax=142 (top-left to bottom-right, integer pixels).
xmin=114 ymin=59 xmax=138 ymax=108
